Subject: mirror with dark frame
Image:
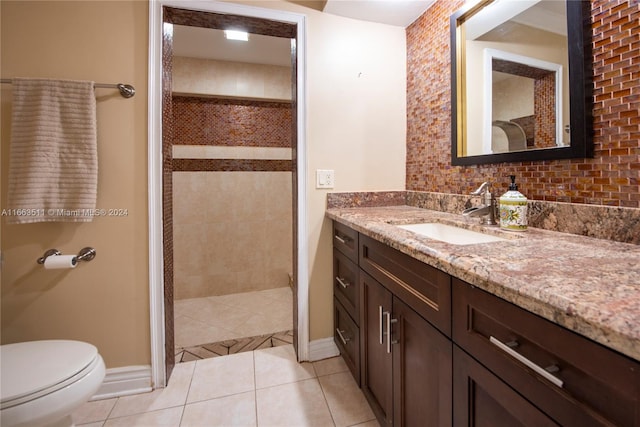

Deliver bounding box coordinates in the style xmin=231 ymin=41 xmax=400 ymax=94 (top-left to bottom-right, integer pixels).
xmin=450 ymin=0 xmax=592 ymax=166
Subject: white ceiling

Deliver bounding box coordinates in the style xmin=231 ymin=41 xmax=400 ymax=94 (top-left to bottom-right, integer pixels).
xmin=173 ymin=25 xmax=293 ymax=67
xmin=323 ymin=0 xmax=436 ymax=27
xmin=172 ymin=0 xmax=438 ymax=66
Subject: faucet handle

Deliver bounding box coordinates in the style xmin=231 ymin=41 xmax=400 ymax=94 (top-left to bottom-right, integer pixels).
xmin=471 ymin=181 xmax=490 ymax=195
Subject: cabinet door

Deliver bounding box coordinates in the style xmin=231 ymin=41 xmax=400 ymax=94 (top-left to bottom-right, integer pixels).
xmin=392 ymin=298 xmax=452 ymax=427
xmin=360 ymin=271 xmax=393 ymax=427
xmin=453 ymin=345 xmax=559 ymax=427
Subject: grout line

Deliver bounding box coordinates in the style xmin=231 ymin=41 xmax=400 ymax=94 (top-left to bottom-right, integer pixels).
xmin=316 ymin=375 xmax=338 ymax=427
xmin=253 ymin=349 xmax=260 ymax=426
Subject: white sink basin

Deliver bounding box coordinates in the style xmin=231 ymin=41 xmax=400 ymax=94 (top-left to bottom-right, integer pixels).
xmin=396 ymin=223 xmax=507 ymax=245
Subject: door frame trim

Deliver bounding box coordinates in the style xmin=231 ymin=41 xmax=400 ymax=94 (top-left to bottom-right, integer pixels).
xmin=148 ymin=0 xmax=308 ymax=387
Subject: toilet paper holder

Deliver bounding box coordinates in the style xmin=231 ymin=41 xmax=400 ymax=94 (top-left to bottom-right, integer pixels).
xmin=37 ymin=247 xmax=97 ymax=265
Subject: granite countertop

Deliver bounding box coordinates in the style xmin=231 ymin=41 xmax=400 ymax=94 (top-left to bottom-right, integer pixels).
xmin=326 ymin=205 xmax=640 ymax=362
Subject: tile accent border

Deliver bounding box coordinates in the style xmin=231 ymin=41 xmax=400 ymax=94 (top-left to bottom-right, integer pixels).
xmin=176 ymin=331 xmax=294 ymax=363
xmin=172 ymin=158 xmax=293 ymax=172
xmin=327 ymin=191 xmax=640 ymax=244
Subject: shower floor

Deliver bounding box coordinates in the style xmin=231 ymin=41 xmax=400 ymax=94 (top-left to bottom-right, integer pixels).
xmin=174 ymin=287 xmax=293 ymax=363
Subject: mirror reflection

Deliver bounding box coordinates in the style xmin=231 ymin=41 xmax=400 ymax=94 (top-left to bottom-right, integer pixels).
xmin=461 ymin=0 xmax=568 ymax=156
xmin=451 ymin=0 xmax=591 ymax=165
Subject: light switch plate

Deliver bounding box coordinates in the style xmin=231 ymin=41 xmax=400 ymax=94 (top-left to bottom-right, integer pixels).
xmin=316 ymin=169 xmax=335 ymax=189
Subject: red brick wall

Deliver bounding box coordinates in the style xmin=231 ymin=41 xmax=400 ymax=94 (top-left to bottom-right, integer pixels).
xmin=406 ymin=0 xmax=639 ymax=207
xmin=172 ymin=95 xmax=293 ymax=148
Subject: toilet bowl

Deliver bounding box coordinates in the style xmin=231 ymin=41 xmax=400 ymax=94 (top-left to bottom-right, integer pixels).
xmin=1 ymin=340 xmax=105 ymax=427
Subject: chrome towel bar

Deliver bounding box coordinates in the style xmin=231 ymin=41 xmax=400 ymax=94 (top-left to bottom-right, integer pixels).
xmin=1 ymin=79 xmax=135 ymax=98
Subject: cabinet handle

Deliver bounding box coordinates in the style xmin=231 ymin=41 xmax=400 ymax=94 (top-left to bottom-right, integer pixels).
xmin=336 ymin=277 xmax=350 ymax=288
xmin=379 ymin=306 xmax=384 ymax=345
xmin=335 ymin=235 xmax=350 ymax=244
xmin=336 ymin=328 xmax=350 ymax=345
xmin=490 ymin=336 xmax=564 ymax=388
xmin=384 ymin=311 xmax=398 ymax=354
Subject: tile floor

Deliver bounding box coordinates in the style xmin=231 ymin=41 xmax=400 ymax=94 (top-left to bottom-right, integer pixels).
xmin=174 ymin=287 xmax=293 ymax=352
xmin=73 ymin=345 xmax=378 ymax=427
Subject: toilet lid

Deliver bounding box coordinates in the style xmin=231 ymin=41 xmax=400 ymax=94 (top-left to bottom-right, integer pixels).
xmin=0 ymin=340 xmax=99 ymax=404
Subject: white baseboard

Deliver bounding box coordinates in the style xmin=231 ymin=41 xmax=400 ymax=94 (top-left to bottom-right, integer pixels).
xmin=92 ymin=365 xmax=153 ymax=400
xmin=308 ymin=337 xmax=340 ymax=362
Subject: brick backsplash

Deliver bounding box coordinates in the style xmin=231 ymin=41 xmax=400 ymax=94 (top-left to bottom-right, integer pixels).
xmin=406 ymin=0 xmax=639 ymax=208
xmin=172 ymin=95 xmax=293 ymax=148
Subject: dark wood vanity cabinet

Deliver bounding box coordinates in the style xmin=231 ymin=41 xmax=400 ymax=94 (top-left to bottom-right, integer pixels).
xmin=333 ymin=222 xmax=360 ymax=382
xmin=357 ymin=234 xmax=453 ymax=426
xmin=361 ymin=272 xmax=453 ymax=427
xmin=452 ymin=278 xmax=640 ymax=427
xmin=453 ymin=345 xmax=558 ymax=427
xmin=332 ymin=221 xmax=640 ymax=427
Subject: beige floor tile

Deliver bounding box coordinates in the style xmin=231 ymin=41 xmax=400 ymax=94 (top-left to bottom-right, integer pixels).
xmin=319 ymin=372 xmax=375 ymax=427
xmin=187 ymin=351 xmax=254 ymax=403
xmin=256 ymin=379 xmax=335 ymax=427
xmin=72 ymin=398 xmax=117 ymax=425
xmin=185 ymin=299 xmax=255 ymax=328
xmin=77 ymin=422 xmax=105 ymax=427
xmin=181 ymin=392 xmax=257 ymax=427
xmin=312 ymin=356 xmax=349 ymax=377
xmin=174 ymin=315 xmax=238 ymax=348
xmin=174 ymin=288 xmax=294 ymax=351
xmin=254 ymin=344 xmax=316 ymax=389
xmin=234 ymin=312 xmax=292 ymax=338
xmin=104 ymin=407 xmax=183 ymax=427
xmin=109 ymin=362 xmax=195 ymax=418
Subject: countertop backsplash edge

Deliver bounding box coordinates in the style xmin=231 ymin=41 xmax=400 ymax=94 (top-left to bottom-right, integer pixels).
xmin=327 ymin=191 xmax=640 ymax=245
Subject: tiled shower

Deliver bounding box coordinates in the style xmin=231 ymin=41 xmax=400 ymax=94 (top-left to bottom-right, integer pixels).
xmin=170 ymin=29 xmax=294 ymax=361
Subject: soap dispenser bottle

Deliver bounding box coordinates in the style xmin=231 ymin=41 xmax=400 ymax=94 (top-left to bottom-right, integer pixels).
xmin=499 ymin=175 xmax=528 ymax=231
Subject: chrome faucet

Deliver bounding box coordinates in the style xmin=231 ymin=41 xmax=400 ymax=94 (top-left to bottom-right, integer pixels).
xmin=462 ymin=182 xmax=498 ymax=225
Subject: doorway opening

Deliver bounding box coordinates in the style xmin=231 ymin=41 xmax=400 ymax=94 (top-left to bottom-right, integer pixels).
xmin=149 ymin=1 xmax=307 ymax=386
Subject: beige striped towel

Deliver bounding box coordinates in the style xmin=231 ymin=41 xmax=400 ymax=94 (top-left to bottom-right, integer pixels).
xmin=6 ymin=78 xmax=97 ymax=224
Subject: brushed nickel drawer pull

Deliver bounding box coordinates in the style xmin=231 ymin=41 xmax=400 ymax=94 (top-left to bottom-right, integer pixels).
xmin=490 ymin=336 xmax=564 ymax=388
xmin=335 ymin=235 xmax=351 ymax=244
xmin=384 ymin=311 xmax=398 ymax=354
xmin=336 ymin=277 xmax=350 ymax=288
xmin=379 ymin=305 xmax=384 ymax=345
xmin=336 ymin=328 xmax=350 ymax=345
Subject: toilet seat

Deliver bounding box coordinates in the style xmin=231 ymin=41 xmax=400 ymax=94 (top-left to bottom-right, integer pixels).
xmin=0 ymin=340 xmax=101 ymax=410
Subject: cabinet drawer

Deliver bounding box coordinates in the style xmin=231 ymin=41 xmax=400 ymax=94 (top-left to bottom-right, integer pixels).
xmin=453 ymin=345 xmax=557 ymax=427
xmin=333 ymin=249 xmax=359 ymax=322
xmin=334 ymin=297 xmax=360 ymax=384
xmin=452 ymin=278 xmax=640 ymax=427
xmin=333 ymin=221 xmax=358 ymax=262
xmin=359 ymin=234 xmax=451 ymax=337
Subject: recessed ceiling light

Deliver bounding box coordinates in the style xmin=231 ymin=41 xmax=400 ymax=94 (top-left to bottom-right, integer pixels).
xmin=224 ymin=30 xmax=249 ymax=41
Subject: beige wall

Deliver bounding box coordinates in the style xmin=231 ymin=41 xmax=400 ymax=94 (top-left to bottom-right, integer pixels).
xmin=248 ymin=2 xmax=408 ymax=341
xmin=1 ymin=0 xmax=406 ymax=370
xmin=173 ymin=56 xmax=292 ymax=100
xmin=0 ymin=1 xmax=149 ymax=368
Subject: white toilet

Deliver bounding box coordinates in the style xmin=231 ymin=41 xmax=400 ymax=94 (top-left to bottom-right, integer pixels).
xmin=1 ymin=340 xmax=105 ymax=427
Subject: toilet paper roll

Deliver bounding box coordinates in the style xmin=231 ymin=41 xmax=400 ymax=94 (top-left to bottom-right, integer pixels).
xmin=44 ymin=255 xmax=77 ymax=269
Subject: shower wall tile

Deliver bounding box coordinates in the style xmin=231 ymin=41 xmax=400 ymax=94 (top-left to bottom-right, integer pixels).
xmin=173 ymin=171 xmax=293 ymax=299
xmin=172 ymin=96 xmax=292 ymax=148
xmin=173 ymin=57 xmax=291 ymax=101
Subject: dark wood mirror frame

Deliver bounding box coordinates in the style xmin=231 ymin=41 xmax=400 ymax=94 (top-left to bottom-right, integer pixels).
xmin=450 ymin=0 xmax=593 ymax=166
